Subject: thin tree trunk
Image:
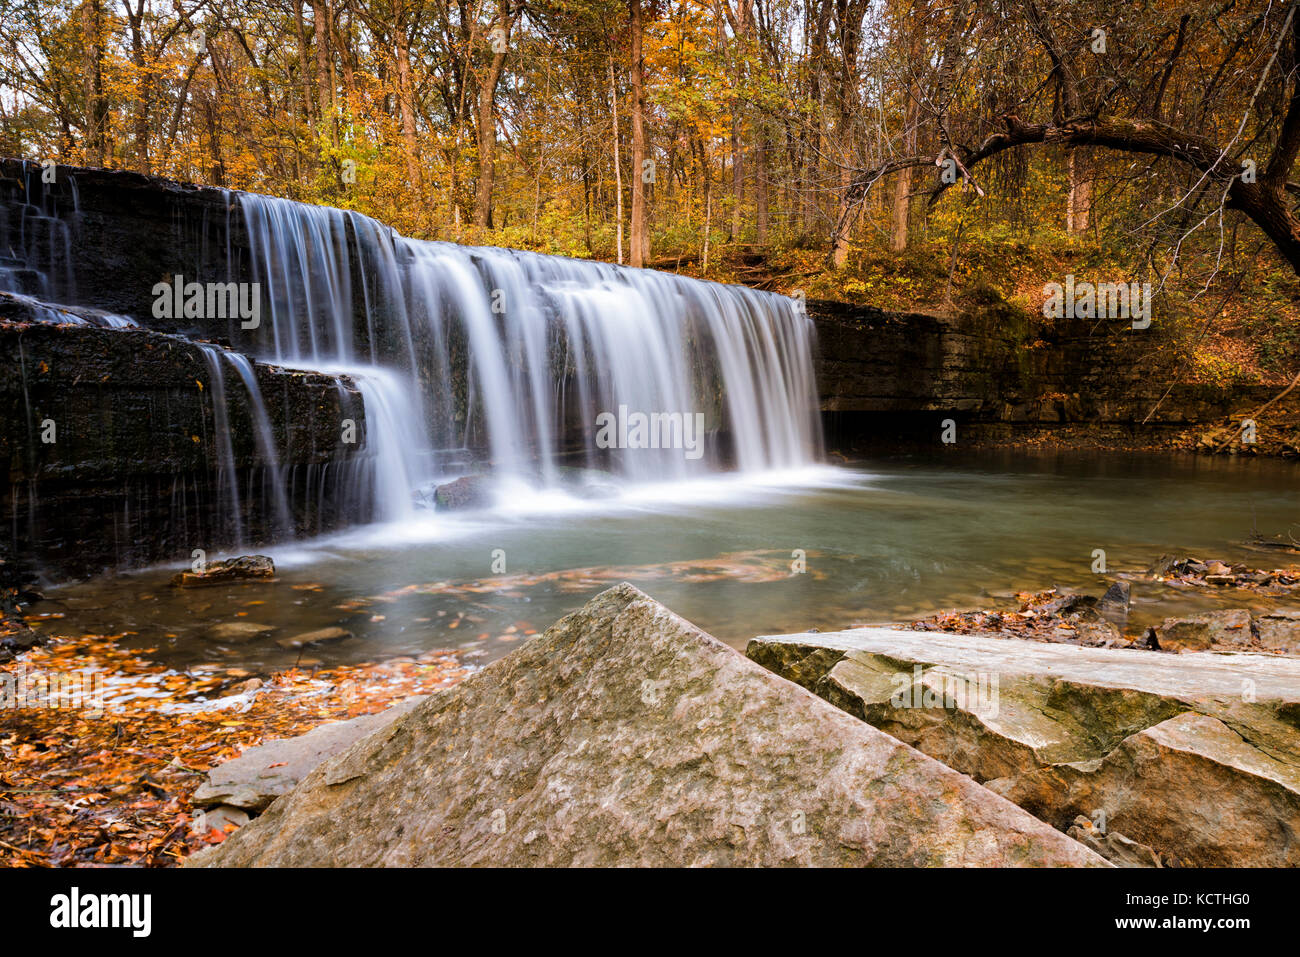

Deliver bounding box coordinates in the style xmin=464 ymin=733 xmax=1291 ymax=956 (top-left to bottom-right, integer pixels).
xmin=311 ymin=0 xmax=335 ymax=143
xmin=81 ymin=0 xmax=108 ymax=166
xmin=474 ymin=3 xmax=511 ymax=229
xmin=394 ymin=18 xmax=422 ymax=195
xmin=1067 ymin=149 xmax=1092 ymax=234
xmin=628 ymin=0 xmax=648 ymax=266
xmin=609 ymin=58 xmax=624 ymax=265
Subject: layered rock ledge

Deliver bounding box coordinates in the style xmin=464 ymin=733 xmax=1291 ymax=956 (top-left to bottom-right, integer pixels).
xmin=193 ymin=585 xmax=1104 ymax=867
xmin=747 ymin=627 xmax=1300 ymax=866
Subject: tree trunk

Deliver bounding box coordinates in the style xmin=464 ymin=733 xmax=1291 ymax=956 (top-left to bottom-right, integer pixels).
xmin=294 ymin=2 xmax=315 ymax=124
xmin=609 ymin=58 xmax=624 ymax=265
xmin=628 ymin=0 xmax=649 ymax=267
xmin=832 ymin=161 xmax=857 ymax=267
xmin=755 ymin=125 xmax=769 ymax=246
xmin=124 ymin=3 xmax=152 ymax=174
xmin=393 ymin=19 xmax=422 ymax=195
xmin=81 ymin=0 xmax=108 ymax=166
xmin=1067 ymin=149 xmax=1092 ymax=234
xmin=474 ymin=3 xmax=511 ymax=230
xmin=889 ymin=166 xmax=910 ymax=252
xmin=310 ymin=0 xmax=335 ymax=143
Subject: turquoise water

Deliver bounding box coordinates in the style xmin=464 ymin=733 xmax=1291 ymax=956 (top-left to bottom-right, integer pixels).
xmin=37 ymin=450 xmax=1300 ymax=673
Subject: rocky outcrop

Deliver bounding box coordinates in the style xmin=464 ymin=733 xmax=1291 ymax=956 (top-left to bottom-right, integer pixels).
xmin=809 ymin=297 xmax=1257 ymax=448
xmin=1256 ymin=612 xmax=1300 ymax=655
xmin=193 ymin=585 xmax=1105 ymax=867
xmin=747 ymin=626 xmax=1300 ymax=866
xmin=0 ymin=318 xmax=369 ymax=578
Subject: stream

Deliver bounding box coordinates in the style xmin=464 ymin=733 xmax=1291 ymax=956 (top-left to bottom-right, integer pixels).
xmin=34 ymin=449 xmax=1300 ymax=673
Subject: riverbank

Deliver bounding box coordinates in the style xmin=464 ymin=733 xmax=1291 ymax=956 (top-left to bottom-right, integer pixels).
xmin=4 ymin=538 xmax=1298 ymax=865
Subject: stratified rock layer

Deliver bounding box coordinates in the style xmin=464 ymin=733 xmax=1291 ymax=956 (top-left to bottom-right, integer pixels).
xmin=747 ymin=627 xmax=1300 ymax=866
xmin=194 ymin=585 xmax=1104 ymax=867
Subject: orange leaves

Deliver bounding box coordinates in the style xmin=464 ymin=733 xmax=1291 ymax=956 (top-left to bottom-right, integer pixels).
xmin=0 ymin=631 xmax=468 ymax=867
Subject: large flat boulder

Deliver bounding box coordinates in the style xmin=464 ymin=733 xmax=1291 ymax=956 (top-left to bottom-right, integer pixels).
xmin=747 ymin=627 xmax=1300 ymax=866
xmin=193 ymin=585 xmax=1104 ymax=867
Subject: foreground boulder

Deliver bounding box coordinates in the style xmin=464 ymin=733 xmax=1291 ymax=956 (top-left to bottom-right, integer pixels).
xmin=748 ymin=627 xmax=1300 ymax=866
xmin=193 ymin=585 xmax=1103 ymax=867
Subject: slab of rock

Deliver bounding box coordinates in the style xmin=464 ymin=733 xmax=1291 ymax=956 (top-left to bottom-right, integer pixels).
xmin=192 ymin=698 xmax=426 ymax=812
xmin=205 ymin=621 xmax=275 ymax=644
xmin=173 ymin=555 xmax=275 ymax=588
xmin=1255 ymin=611 xmax=1300 ymax=655
xmin=192 ymin=585 xmax=1104 ymax=867
xmin=1153 ymin=608 xmax=1254 ymax=652
xmin=993 ymin=713 xmax=1300 ymax=867
xmin=747 ymin=626 xmax=1300 ymax=866
xmin=276 ymin=627 xmax=352 ymax=650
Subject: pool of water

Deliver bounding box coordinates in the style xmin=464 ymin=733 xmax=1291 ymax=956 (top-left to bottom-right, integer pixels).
xmin=34 ymin=450 xmax=1300 ymax=673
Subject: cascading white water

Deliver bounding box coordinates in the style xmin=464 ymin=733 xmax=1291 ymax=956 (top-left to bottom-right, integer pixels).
xmin=197 ymin=344 xmax=245 ymax=546
xmin=223 ymin=352 xmax=294 ymax=536
xmin=234 ymin=192 xmax=823 ymax=516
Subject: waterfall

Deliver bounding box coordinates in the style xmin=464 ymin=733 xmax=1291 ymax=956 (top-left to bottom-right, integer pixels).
xmin=223 ymin=352 xmax=294 ymax=537
xmin=235 ymin=192 xmax=823 ymax=514
xmin=197 ymin=344 xmax=245 ymax=547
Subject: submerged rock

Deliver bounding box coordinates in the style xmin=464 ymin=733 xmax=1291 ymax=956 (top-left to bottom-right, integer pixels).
xmin=173 ymin=555 xmax=276 ymax=588
xmin=1096 ymin=581 xmax=1131 ymax=622
xmin=193 ymin=585 xmax=1103 ymax=867
xmin=747 ymin=626 xmax=1300 ymax=866
xmin=276 ymin=627 xmax=352 ymax=650
xmin=205 ymin=621 xmax=275 ymax=644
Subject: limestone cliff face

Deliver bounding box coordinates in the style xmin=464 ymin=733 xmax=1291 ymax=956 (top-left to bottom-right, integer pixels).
xmin=808 ymin=295 xmax=1252 ymax=439
xmin=0 ymin=312 xmax=369 ymax=578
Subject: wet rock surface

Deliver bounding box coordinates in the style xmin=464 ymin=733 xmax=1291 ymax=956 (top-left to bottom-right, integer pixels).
xmin=172 ymin=555 xmax=276 ymax=588
xmin=194 ymin=585 xmax=1104 ymax=867
xmin=0 ymin=319 xmax=368 ymax=579
xmin=205 ymin=622 xmax=276 ymax=644
xmin=748 ymin=626 xmax=1300 ymax=866
xmin=432 ymin=475 xmax=495 ymax=511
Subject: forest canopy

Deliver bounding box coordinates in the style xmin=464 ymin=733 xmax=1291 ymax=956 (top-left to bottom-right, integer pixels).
xmin=1 ymin=0 xmax=1298 ymax=379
